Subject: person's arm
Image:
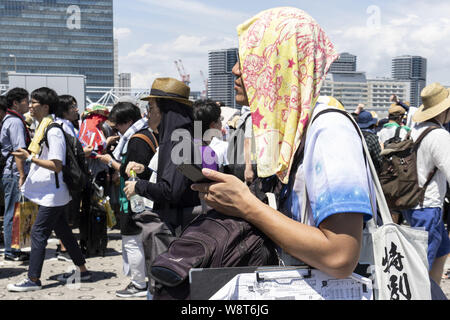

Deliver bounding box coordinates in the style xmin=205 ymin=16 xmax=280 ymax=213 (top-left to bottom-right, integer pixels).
xmin=15 ymin=156 xmax=26 ymax=187
xmin=390 ymin=94 xmax=409 ymax=112
xmin=243 ymin=115 xmax=255 ymax=184
xmin=12 ymin=148 xmax=63 ymax=173
xmin=243 ymin=138 xmax=254 ymax=184
xmin=120 ymin=136 xmax=152 ymax=181
xmin=96 ymin=153 xmax=121 ymax=171
xmin=193 ymin=170 xmax=363 ymax=279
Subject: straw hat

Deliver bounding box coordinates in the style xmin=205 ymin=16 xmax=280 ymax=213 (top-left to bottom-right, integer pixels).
xmin=388 ymin=104 xmax=406 ymax=116
xmin=140 ymin=77 xmax=193 ymax=107
xmin=413 ymin=83 xmax=450 ymax=122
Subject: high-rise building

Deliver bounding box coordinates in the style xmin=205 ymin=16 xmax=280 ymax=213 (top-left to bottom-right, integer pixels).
xmin=118 ymin=73 xmax=131 ymax=88
xmin=322 ymin=72 xmax=368 ymax=110
xmin=391 ymin=55 xmax=427 ymax=107
xmin=0 ymin=0 xmax=114 ymax=94
xmin=322 ymin=72 xmax=410 ymax=113
xmin=114 ymin=39 xmax=119 ymax=88
xmin=330 ymin=52 xmax=357 ymax=73
xmin=208 ymin=48 xmax=239 ymax=109
xmin=367 ymin=78 xmax=411 ymax=109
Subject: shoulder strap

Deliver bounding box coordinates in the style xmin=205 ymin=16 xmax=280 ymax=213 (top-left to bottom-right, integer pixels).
xmin=414 ymin=125 xmax=440 ymax=150
xmin=131 ymin=132 xmax=158 ymax=154
xmin=413 ymin=125 xmax=441 ymax=204
xmin=394 ymin=126 xmax=402 ymax=139
xmin=43 ymin=122 xmax=66 ymax=190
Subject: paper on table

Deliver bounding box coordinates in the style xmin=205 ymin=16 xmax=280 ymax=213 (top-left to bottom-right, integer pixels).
xmin=210 ymin=268 xmax=373 ymax=300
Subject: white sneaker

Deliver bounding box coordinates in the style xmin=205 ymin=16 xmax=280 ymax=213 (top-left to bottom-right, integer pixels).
xmin=7 ymin=278 xmax=42 ymax=292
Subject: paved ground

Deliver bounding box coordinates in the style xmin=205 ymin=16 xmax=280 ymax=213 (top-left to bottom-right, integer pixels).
xmin=0 ymin=228 xmax=144 ymax=300
xmin=1 ymin=228 xmax=449 ymax=300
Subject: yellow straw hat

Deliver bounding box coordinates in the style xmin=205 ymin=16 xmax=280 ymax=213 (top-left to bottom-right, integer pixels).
xmin=140 ymin=77 xmax=193 ymax=107
xmin=413 ymin=82 xmax=450 ymax=122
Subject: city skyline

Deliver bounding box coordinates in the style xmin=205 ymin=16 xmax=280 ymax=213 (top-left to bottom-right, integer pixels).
xmin=0 ymin=0 xmax=114 ymax=89
xmin=114 ymin=0 xmax=450 ymax=92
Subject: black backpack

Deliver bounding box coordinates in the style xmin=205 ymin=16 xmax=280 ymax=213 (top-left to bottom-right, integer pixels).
xmin=150 ymin=209 xmax=279 ymax=300
xmin=383 ymin=126 xmax=402 ymax=148
xmin=43 ymin=122 xmax=90 ymax=197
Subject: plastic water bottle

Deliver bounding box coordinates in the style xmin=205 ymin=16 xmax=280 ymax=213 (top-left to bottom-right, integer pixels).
xmin=128 ymin=170 xmax=145 ymax=213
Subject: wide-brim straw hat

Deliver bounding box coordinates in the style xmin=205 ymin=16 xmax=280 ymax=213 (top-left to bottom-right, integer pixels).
xmin=413 ymin=82 xmax=450 ymax=122
xmin=140 ymin=77 xmax=193 ymax=107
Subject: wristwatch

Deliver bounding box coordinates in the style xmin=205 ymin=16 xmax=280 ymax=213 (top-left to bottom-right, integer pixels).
xmin=26 ymin=154 xmax=34 ymax=164
xmin=107 ymin=159 xmax=113 ymax=168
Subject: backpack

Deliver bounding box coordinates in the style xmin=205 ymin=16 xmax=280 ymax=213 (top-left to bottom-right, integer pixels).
xmin=150 ymin=210 xmax=279 ymax=300
xmin=378 ymin=126 xmax=440 ymax=211
xmin=224 ymin=112 xmax=256 ymax=181
xmin=43 ymin=122 xmax=90 ymax=197
xmin=383 ymin=126 xmax=402 ymax=148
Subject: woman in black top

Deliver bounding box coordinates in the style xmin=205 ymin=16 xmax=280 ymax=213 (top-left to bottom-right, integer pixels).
xmin=97 ymin=102 xmax=157 ymax=297
xmin=123 ymin=78 xmax=200 ymax=235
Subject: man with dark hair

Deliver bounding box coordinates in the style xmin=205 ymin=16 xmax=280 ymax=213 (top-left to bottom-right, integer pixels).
xmin=7 ymin=87 xmax=91 ymax=292
xmin=0 ymin=96 xmax=8 ymax=123
xmin=1 ymin=87 xmax=31 ymax=261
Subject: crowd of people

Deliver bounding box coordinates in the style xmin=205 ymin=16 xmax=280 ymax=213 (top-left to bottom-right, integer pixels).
xmin=0 ymin=6 xmax=449 ymax=300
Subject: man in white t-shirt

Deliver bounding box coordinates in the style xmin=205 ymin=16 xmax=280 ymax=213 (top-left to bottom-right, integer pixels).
xmin=402 ymin=83 xmax=450 ymax=287
xmin=7 ymin=88 xmax=91 ymax=292
xmin=378 ymin=104 xmax=410 ymax=147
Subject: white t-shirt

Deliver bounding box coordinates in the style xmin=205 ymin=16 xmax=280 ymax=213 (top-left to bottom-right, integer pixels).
xmin=377 ymin=123 xmax=408 ymax=145
xmin=22 ymin=126 xmax=71 ymax=207
xmin=411 ymin=121 xmax=450 ymax=209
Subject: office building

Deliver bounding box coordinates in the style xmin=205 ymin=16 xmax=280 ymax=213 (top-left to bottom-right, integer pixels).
xmin=118 ymin=73 xmax=131 ymax=88
xmin=367 ymin=78 xmax=411 ymax=109
xmin=114 ymin=39 xmax=119 ymax=88
xmin=330 ymin=52 xmax=357 ymax=73
xmin=322 ymin=72 xmax=410 ymax=113
xmin=208 ymin=48 xmax=239 ymax=109
xmin=392 ymin=55 xmax=427 ymax=107
xmin=0 ymin=0 xmax=114 ymax=94
xmin=322 ymin=72 xmax=369 ymax=110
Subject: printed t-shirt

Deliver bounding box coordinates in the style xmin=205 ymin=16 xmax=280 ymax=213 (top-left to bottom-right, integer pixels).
xmin=286 ymin=103 xmax=375 ymax=228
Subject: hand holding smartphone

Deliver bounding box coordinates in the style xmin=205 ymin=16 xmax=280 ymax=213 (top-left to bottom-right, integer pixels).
xmin=177 ymin=162 xmax=212 ymax=183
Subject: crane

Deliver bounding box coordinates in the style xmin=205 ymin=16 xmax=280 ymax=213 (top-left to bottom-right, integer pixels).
xmin=174 ymin=59 xmax=191 ymax=86
xmin=200 ymin=70 xmax=208 ymax=99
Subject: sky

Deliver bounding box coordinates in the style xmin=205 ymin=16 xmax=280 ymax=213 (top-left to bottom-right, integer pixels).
xmin=113 ymin=0 xmax=450 ymax=92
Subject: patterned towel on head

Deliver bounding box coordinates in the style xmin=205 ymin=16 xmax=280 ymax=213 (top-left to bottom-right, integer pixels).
xmin=237 ymin=7 xmax=339 ymax=183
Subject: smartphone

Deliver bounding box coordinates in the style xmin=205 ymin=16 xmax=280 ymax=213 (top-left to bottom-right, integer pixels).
xmin=177 ymin=162 xmax=212 ymax=183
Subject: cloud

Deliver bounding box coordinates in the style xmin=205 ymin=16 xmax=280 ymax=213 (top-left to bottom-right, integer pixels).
xmin=136 ymin=0 xmax=248 ymax=23
xmin=119 ymin=35 xmax=238 ymax=89
xmin=113 ymin=27 xmax=131 ymax=40
xmin=330 ymin=1 xmax=450 ymax=84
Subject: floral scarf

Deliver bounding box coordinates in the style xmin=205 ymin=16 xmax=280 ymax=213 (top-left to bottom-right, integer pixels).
xmin=237 ymin=7 xmax=338 ymax=183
